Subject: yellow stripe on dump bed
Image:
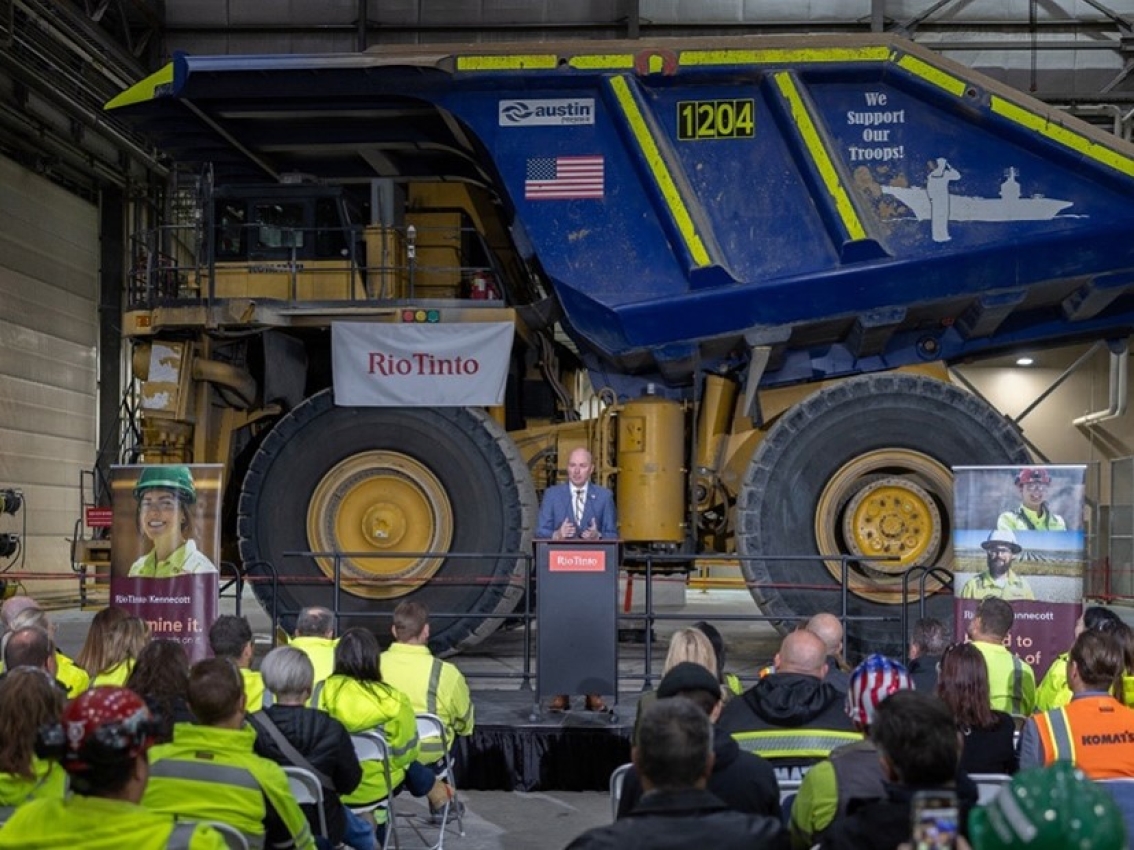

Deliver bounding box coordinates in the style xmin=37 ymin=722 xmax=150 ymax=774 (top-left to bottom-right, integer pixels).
xmin=609 ymin=76 xmax=711 ymax=268
xmin=895 ymin=54 xmax=968 ymax=98
xmin=991 ymin=97 xmax=1134 ymax=178
xmin=569 ymin=54 xmax=635 ymax=70
xmin=679 ymin=46 xmax=891 ymax=67
xmin=456 ymin=55 xmax=559 ymax=71
xmin=773 ymin=72 xmax=866 ymax=241
xmin=105 ymin=62 xmax=175 ymax=110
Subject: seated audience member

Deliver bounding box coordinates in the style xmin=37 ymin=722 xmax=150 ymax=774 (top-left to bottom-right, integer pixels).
xmin=142 ymin=658 xmax=316 ymax=850
xmin=806 ymin=613 xmax=851 ymax=693
xmin=819 ymin=690 xmax=977 ymax=850
xmin=3 ymin=607 xmax=88 ymax=697
xmin=75 ymin=606 xmax=130 ymax=678
xmin=0 ymin=596 xmax=37 ymax=634
xmin=1019 ymin=629 xmax=1134 ymax=778
xmin=718 ymin=630 xmax=859 ymax=771
xmin=968 ymin=598 xmax=1036 ymax=716
xmin=0 ymin=667 xmax=68 ymax=815
xmin=125 ymin=640 xmax=193 ymax=742
xmin=252 ymin=646 xmax=373 ymax=850
xmin=790 ymin=654 xmax=913 ymax=849
xmin=91 ymin=616 xmax=150 ymax=687
xmin=1035 ymin=605 xmax=1123 ymax=711
xmin=2 ymin=626 xmax=55 ymax=674
xmin=289 ymin=607 xmax=338 ymax=689
xmin=209 ymin=614 xmax=267 ymax=711
xmin=566 ymin=697 xmax=788 ymax=849
xmin=907 ymin=617 xmax=949 ymax=693
xmin=935 ymin=642 xmax=1017 ymax=775
xmin=618 ymin=662 xmax=780 ymax=820
xmin=380 ymin=601 xmax=474 ymax=763
xmin=693 ymin=620 xmax=744 ymax=696
xmin=634 ymin=627 xmax=719 ymax=743
xmin=968 ymin=762 xmax=1125 ymax=850
xmin=0 ymin=686 xmax=226 ymax=849
xmin=314 ymin=628 xmax=456 ymax=822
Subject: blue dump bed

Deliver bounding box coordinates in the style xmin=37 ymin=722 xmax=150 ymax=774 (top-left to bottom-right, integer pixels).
xmin=109 ymin=35 xmax=1134 ymax=387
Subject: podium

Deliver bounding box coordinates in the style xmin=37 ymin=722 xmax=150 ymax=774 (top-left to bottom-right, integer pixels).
xmin=533 ymin=538 xmax=621 ymax=720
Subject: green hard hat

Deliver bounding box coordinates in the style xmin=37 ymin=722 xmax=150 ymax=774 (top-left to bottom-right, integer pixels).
xmin=133 ymin=465 xmax=197 ymax=504
xmin=969 ymin=762 xmax=1126 ymax=850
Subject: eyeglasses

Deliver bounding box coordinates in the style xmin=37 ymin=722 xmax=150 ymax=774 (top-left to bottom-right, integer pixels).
xmin=1021 ymin=483 xmax=1048 ymax=491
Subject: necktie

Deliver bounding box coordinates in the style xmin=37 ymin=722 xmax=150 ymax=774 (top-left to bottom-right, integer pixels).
xmin=574 ymin=488 xmax=585 ymax=524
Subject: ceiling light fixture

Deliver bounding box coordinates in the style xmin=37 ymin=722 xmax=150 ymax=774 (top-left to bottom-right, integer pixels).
xmin=1016 ymin=357 xmax=1035 ymax=367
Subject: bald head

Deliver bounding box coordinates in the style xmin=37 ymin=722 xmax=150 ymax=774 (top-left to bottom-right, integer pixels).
xmin=0 ymin=596 xmax=38 ymax=631
xmin=776 ymin=630 xmax=829 ymax=678
xmin=806 ymin=613 xmax=844 ymax=657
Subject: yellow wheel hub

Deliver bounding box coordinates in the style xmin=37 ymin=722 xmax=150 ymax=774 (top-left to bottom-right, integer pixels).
xmin=815 ymin=449 xmax=951 ymax=602
xmin=307 ymin=451 xmax=453 ymax=599
xmin=842 ymin=478 xmax=940 ymax=567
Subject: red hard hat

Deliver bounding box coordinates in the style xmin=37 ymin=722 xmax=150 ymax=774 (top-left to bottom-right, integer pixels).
xmin=57 ymin=686 xmax=155 ymax=772
xmin=1015 ymin=467 xmax=1051 ymax=486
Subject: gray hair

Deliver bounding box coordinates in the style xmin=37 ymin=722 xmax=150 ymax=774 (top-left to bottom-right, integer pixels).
xmin=260 ymin=646 xmax=314 ymax=699
xmin=295 ymin=607 xmax=334 ymax=638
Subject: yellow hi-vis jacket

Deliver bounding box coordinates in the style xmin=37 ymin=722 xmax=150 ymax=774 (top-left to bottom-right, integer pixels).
xmin=380 ymin=643 xmax=474 ymax=761
xmin=143 ymin=722 xmax=315 ymax=850
xmin=241 ymin=668 xmax=266 ymax=712
xmin=0 ymin=757 xmax=67 ymax=821
xmin=288 ymin=636 xmax=337 ymax=688
xmin=314 ymin=675 xmax=419 ymax=806
xmin=54 ymin=651 xmax=89 ymax=698
xmin=0 ymin=794 xmax=227 ymax=849
xmin=972 ymin=639 xmax=1036 ymax=716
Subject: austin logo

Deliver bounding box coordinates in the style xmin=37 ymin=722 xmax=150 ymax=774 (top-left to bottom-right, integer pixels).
xmin=499 ymin=99 xmax=595 ymax=127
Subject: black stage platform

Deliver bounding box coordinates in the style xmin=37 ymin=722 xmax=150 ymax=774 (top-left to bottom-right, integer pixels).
xmin=453 ymin=689 xmax=643 ymax=792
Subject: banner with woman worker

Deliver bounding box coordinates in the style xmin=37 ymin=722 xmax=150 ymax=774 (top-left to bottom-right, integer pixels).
xmin=952 ymin=464 xmax=1087 ymax=680
xmin=109 ymin=464 xmax=222 ymax=661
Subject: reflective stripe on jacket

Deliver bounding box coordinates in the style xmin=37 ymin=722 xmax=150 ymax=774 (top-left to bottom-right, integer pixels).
xmin=143 ymin=722 xmax=315 ymax=850
xmin=0 ymin=794 xmax=228 ymax=849
xmin=1032 ymin=694 xmax=1134 ymax=779
xmin=380 ymin=643 xmax=474 ymax=761
xmin=972 ymin=640 xmax=1036 ymax=715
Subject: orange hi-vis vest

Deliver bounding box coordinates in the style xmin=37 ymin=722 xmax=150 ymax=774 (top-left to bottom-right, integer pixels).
xmin=1034 ymin=694 xmax=1134 ymax=779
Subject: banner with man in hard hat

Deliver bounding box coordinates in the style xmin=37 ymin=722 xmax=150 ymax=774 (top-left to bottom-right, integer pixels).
xmin=952 ymin=465 xmax=1087 ymax=682
xmin=108 ymin=464 xmax=222 ymax=661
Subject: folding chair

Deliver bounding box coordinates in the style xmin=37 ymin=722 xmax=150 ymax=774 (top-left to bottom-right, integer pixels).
xmin=282 ymin=765 xmax=328 ymax=841
xmin=199 ymin=821 xmax=250 ymax=850
xmin=969 ymin=773 xmax=1013 ymax=806
xmin=351 ymin=730 xmax=399 ymax=850
xmin=609 ymin=762 xmax=632 ymax=820
xmin=411 ymin=713 xmax=465 ymax=848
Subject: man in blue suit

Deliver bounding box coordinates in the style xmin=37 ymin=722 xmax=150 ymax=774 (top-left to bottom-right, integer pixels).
xmin=536 ymin=446 xmax=618 ymax=712
xmin=536 ymin=447 xmax=618 ymax=540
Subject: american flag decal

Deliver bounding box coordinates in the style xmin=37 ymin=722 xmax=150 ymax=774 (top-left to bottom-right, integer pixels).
xmin=524 ymin=156 xmax=604 ymax=200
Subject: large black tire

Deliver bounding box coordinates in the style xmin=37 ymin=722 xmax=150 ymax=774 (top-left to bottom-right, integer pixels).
xmin=737 ymin=373 xmax=1029 ymax=659
xmin=237 ymin=389 xmax=537 ymax=656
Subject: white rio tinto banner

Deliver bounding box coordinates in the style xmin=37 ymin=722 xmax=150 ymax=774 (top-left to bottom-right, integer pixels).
xmin=332 ymin=321 xmax=514 ymax=407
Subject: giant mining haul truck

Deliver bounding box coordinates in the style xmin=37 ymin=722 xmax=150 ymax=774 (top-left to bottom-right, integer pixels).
xmin=105 ymin=34 xmax=1134 ymax=655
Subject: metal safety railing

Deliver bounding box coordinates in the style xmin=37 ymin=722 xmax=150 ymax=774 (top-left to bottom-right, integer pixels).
xmin=221 ymin=547 xmax=958 ymax=690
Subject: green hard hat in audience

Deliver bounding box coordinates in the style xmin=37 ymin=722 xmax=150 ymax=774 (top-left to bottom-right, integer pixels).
xmin=968 ymin=762 xmax=1126 ymax=850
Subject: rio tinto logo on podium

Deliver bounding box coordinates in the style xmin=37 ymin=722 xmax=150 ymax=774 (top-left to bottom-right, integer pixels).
xmin=549 ymin=550 xmax=606 ymax=572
